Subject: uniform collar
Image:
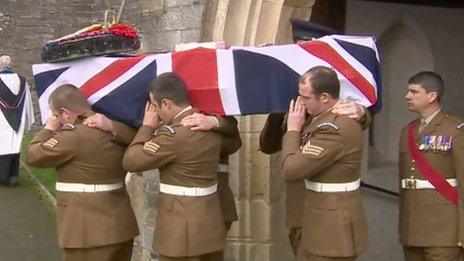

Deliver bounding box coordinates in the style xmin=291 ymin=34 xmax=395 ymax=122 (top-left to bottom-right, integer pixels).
xmin=312 ymin=100 xmax=339 ymax=122
xmin=421 ymin=108 xmax=441 ymax=125
xmin=0 ymin=67 xmax=13 ymax=74
xmin=418 ymin=110 xmax=446 ymax=137
xmin=171 ymin=105 xmax=194 ymax=125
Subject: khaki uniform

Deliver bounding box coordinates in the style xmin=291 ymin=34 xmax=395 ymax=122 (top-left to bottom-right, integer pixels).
xmin=216 ymin=116 xmax=242 ymax=231
xmin=122 ymin=108 xmax=225 ymax=259
xmin=399 ymin=111 xmax=464 ymax=261
xmin=25 ymin=115 xmax=139 ymax=261
xmin=281 ymin=111 xmax=367 ymax=260
xmin=259 ymin=110 xmax=371 ymax=255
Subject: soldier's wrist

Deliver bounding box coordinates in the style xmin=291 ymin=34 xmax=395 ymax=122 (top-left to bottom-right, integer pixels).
xmin=210 ymin=116 xmax=221 ymax=130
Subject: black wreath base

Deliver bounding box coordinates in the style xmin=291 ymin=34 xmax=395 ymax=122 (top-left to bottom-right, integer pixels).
xmin=41 ymin=35 xmax=141 ymax=63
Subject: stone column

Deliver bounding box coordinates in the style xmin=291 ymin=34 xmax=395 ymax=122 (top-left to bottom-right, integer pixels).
xmin=201 ymin=1 xmax=315 ymax=260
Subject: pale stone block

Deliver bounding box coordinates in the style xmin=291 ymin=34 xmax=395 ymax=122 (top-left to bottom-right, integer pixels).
xmin=180 ymin=29 xmax=202 ymax=42
xmin=139 ymin=0 xmax=164 ymax=16
xmin=158 ymin=5 xmax=205 ymax=31
xmin=149 ymin=30 xmax=182 ymax=52
xmin=222 ymin=0 xmax=253 ymax=45
xmin=253 ymin=0 xmax=283 ymax=45
xmin=249 ymin=198 xmax=271 ymax=241
xmin=165 ymin=0 xmax=207 ymax=8
xmin=238 ymin=115 xmax=268 ymax=134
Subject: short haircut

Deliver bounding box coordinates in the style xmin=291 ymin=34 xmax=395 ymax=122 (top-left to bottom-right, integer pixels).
xmin=148 ymin=72 xmax=190 ymax=106
xmin=300 ymin=66 xmax=340 ymax=99
xmin=48 ymin=84 xmax=91 ymax=113
xmin=408 ymin=71 xmax=444 ymax=101
xmin=0 ymin=55 xmax=11 ymax=68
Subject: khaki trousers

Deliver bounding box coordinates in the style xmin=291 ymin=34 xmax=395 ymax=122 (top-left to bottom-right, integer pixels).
xmin=63 ymin=239 xmax=133 ymax=261
xmin=159 ymin=251 xmax=223 ymax=261
xmin=403 ymin=246 xmax=462 ymax=261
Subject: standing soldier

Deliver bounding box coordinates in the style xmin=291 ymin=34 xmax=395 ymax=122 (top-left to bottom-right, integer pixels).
xmin=259 ymin=19 xmax=371 ymax=255
xmin=25 ymin=84 xmax=139 ymax=261
xmin=281 ymin=66 xmax=367 ymax=260
xmin=399 ymin=71 xmax=464 ymax=261
xmin=122 ymin=73 xmax=225 ymax=261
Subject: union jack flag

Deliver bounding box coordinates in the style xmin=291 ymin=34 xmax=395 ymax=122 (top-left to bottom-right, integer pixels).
xmin=32 ymin=35 xmax=381 ymax=127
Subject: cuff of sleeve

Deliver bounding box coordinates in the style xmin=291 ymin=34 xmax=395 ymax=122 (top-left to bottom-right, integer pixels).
xmin=34 ymin=129 xmax=54 ymax=142
xmin=212 ymin=116 xmax=222 ymax=131
xmin=111 ymin=121 xmax=136 ymax=144
xmin=132 ymin=125 xmax=155 ymax=144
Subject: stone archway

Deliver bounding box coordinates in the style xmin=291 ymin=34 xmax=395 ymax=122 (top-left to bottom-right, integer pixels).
xmin=370 ymin=18 xmax=434 ymax=166
xmin=201 ymin=1 xmax=315 ymax=260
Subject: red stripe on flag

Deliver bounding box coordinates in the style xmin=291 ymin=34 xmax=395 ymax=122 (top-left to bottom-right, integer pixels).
xmin=300 ymin=41 xmax=376 ymax=104
xmin=80 ymin=55 xmax=146 ymax=98
xmin=172 ymin=48 xmax=225 ymax=115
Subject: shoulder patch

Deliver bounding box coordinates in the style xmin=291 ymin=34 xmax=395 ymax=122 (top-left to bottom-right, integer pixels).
xmin=457 ymin=123 xmax=464 ymax=130
xmin=302 ymin=141 xmax=325 ymax=156
xmin=316 ymin=122 xmax=339 ymax=131
xmin=143 ymin=140 xmax=160 ymax=155
xmin=155 ymin=125 xmax=176 ymax=136
xmin=43 ymin=138 xmax=59 ymax=148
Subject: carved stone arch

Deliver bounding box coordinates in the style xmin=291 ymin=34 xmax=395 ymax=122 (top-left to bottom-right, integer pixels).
xmin=370 ymin=16 xmax=434 ymax=165
xmin=200 ymin=1 xmax=315 ymax=260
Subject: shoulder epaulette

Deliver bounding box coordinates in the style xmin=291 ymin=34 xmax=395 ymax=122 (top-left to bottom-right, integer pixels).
xmin=155 ymin=125 xmax=176 ymax=136
xmin=316 ymin=122 xmax=339 ymax=131
xmin=62 ymin=123 xmax=76 ymax=131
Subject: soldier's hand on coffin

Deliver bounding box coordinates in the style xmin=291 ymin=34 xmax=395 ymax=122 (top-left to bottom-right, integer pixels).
xmin=84 ymin=113 xmax=114 ymax=132
xmin=143 ymin=102 xmax=161 ymax=128
xmin=45 ymin=115 xmax=62 ymax=132
xmin=287 ymin=98 xmax=306 ymax=132
xmin=332 ymin=100 xmax=365 ymax=120
xmin=181 ymin=112 xmax=218 ymax=131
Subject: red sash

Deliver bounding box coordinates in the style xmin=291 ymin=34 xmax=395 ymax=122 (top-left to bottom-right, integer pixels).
xmin=407 ymin=121 xmax=458 ymax=204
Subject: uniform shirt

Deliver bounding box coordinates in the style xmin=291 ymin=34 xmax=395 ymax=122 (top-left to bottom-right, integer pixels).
xmin=281 ymin=110 xmax=367 ymax=257
xmin=0 ymin=72 xmax=34 ymax=155
xmin=399 ymin=111 xmax=464 ymax=247
xmin=123 ymin=108 xmax=225 ymax=257
xmin=25 ymin=115 xmax=139 ymax=248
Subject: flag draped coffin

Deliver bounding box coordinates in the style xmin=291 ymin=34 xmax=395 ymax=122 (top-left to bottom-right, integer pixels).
xmin=32 ymin=35 xmax=381 ymax=127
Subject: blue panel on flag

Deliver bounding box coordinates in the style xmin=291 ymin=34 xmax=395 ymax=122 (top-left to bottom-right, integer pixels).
xmin=92 ymin=61 xmax=157 ymax=127
xmin=233 ymin=50 xmax=299 ymax=114
xmin=334 ymin=39 xmax=382 ymax=113
xmin=33 ymin=67 xmax=70 ymax=97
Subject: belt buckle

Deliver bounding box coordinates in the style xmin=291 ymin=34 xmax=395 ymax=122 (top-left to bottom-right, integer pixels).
xmin=83 ymin=184 xmax=97 ymax=193
xmin=405 ymin=178 xmax=417 ymax=189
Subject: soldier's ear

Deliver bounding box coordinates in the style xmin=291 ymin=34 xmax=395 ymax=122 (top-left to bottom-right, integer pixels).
xmin=60 ymin=107 xmax=71 ymax=119
xmin=161 ymin=99 xmax=171 ymax=110
xmin=428 ymin=91 xmax=438 ymax=103
xmin=320 ymin=93 xmax=331 ymax=103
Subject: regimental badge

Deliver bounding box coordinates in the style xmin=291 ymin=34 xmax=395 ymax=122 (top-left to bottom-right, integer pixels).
xmin=143 ymin=141 xmax=160 ymax=155
xmin=302 ymin=141 xmax=324 ymax=156
xmin=43 ymin=138 xmax=59 ymax=148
